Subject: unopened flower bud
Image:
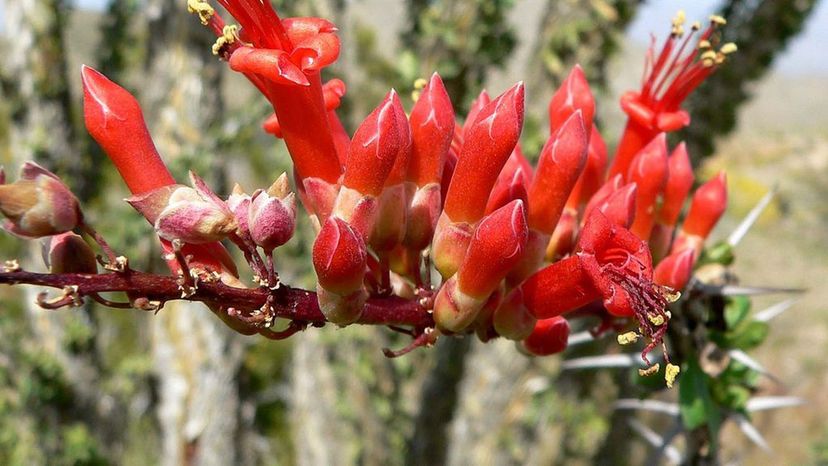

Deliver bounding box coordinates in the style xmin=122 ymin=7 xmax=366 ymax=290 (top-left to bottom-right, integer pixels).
xmin=226 ymin=183 xmax=252 ymax=241
xmin=655 ymin=247 xmax=696 ymax=290
xmin=627 ymin=134 xmax=669 ymax=239
xmin=43 ymin=232 xmax=97 ymax=274
xmin=313 ymin=217 xmax=367 ymax=296
xmin=522 ymin=316 xmax=570 ymax=356
xmin=493 ymin=289 xmax=537 ymax=341
xmin=0 ymin=162 xmax=81 ymax=238
xmin=249 ymin=187 xmax=296 ymax=253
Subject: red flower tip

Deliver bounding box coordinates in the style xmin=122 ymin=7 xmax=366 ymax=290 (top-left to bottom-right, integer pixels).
xmin=322 ymin=78 xmax=347 ymax=110
xmin=443 ymin=82 xmax=525 ymax=224
xmin=408 ymin=72 xmax=456 ymax=186
xmin=312 ymin=216 xmax=368 ymax=295
xmin=627 ymin=133 xmax=669 ymax=239
xmin=523 ymin=316 xmax=570 ymax=356
xmin=528 ymin=110 xmax=589 ymax=234
xmin=228 ymin=47 xmax=310 ymax=86
xmin=342 ymin=91 xmax=405 ymax=196
xmin=282 ymin=17 xmax=341 ymax=71
xmin=485 ymin=145 xmax=533 ymax=214
xmin=566 ymin=127 xmax=608 ymax=209
xmin=457 ymin=199 xmax=529 ymax=299
xmin=657 ymin=142 xmax=695 ymax=226
xmin=548 ymin=65 xmax=595 ymax=135
xmin=384 ymin=91 xmax=413 ymax=186
xmin=655 ymin=247 xmax=696 ymax=291
xmin=461 ymin=89 xmax=491 ymax=139
xmin=598 ymin=182 xmax=638 ymax=228
xmin=81 ymin=65 xmax=174 ymax=194
xmin=583 ymin=174 xmax=623 ymax=225
xmin=681 ymin=171 xmax=727 ymax=238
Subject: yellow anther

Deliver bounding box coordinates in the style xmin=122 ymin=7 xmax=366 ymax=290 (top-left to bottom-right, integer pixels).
xmin=710 ymin=15 xmax=727 ymax=26
xmin=661 ymin=286 xmax=681 ymax=303
xmin=691 ymin=21 xmax=702 ymax=31
xmin=187 ymin=0 xmax=215 ymax=25
xmin=648 ymin=314 xmax=665 ymax=326
xmin=672 ymin=10 xmax=686 ymax=27
xmin=212 ymin=25 xmax=239 ymax=55
xmin=701 ymin=50 xmax=718 ymax=67
xmin=720 ymin=42 xmax=738 ymax=54
xmin=715 ymin=53 xmax=726 ymax=65
xmin=665 ymin=363 xmax=681 ymax=388
xmin=617 ymin=332 xmax=640 ymax=345
xmin=411 ymin=78 xmax=429 ymax=103
xmin=698 ymin=39 xmax=712 ymax=49
xmin=639 ymin=363 xmax=660 ymax=377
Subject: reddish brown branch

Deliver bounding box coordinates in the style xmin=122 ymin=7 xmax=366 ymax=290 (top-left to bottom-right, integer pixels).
xmin=0 ymin=270 xmax=434 ymax=328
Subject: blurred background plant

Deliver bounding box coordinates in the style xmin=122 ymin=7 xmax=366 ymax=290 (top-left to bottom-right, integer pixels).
xmin=0 ymin=0 xmax=826 ymax=464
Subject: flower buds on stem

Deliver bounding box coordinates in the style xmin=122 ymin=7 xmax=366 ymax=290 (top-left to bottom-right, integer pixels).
xmin=0 ymin=162 xmax=82 ymax=238
xmin=313 ymin=217 xmax=369 ymax=324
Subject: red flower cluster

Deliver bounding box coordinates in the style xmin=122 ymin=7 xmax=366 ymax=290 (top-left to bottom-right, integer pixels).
xmin=0 ymin=4 xmax=733 ymax=366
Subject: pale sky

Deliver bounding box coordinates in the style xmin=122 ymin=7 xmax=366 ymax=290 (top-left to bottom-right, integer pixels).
xmin=1 ymin=0 xmax=826 ymax=75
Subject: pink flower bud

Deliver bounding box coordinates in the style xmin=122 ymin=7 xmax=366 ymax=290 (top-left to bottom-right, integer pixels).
xmin=342 ymin=90 xmax=405 ymax=197
xmin=312 ymin=217 xmax=367 ymax=296
xmin=523 ymin=316 xmax=570 ymax=356
xmin=151 ymin=173 xmax=237 ymax=244
xmin=654 ymin=248 xmax=695 ymax=291
xmin=548 ymin=65 xmax=595 ymax=136
xmin=528 ymin=111 xmax=589 ymax=234
xmin=0 ymin=162 xmax=81 ymax=238
xmin=627 ymin=133 xmax=669 ymax=239
xmin=408 ymin=72 xmax=455 ymax=186
xmin=249 ymin=175 xmax=297 ymax=252
xmin=226 ymin=183 xmax=253 ymax=241
xmin=444 ymin=82 xmax=525 ymax=224
xmin=44 ymin=232 xmax=97 ymax=274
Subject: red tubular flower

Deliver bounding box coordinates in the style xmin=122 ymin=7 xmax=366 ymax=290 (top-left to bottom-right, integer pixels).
xmin=548 ymin=65 xmax=595 ymax=136
xmin=627 ymin=133 xmax=669 ymax=239
xmin=672 ymin=171 xmax=727 ymax=257
xmin=408 ymin=72 xmax=455 ymax=187
xmin=82 ymin=65 xmax=237 ymax=276
xmin=313 ymin=216 xmax=369 ymax=324
xmin=210 ymin=2 xmax=342 ymax=184
xmin=522 ymin=212 xmax=670 ymax=359
xmin=334 ymin=91 xmax=406 ymax=239
xmin=523 ymin=316 xmax=570 ymax=356
xmin=651 ymin=142 xmax=694 ymax=258
xmin=82 ymin=65 xmax=176 ymax=194
xmin=443 ymin=83 xmax=525 ymax=224
xmin=655 ymin=247 xmax=695 ymax=290
xmin=610 ymin=13 xmax=735 ymax=178
xmin=434 ymin=200 xmax=528 ymax=332
xmin=565 ymin=127 xmax=608 ymax=210
xmin=485 ymin=146 xmax=532 ymax=215
xmin=528 ymin=111 xmax=589 ymax=234
xmin=462 ymin=90 xmax=491 ymax=141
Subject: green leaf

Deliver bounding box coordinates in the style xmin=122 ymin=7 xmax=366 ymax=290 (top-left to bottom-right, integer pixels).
xmin=679 ymin=359 xmax=722 ymax=439
xmin=728 ymin=321 xmax=770 ymax=350
xmin=724 ymin=296 xmax=751 ymax=329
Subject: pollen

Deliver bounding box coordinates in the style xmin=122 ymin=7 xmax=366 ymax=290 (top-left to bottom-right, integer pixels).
xmin=212 ymin=25 xmax=239 ymax=56
xmin=187 ymin=0 xmax=215 ymax=26
xmin=710 ymin=15 xmax=727 ymax=26
xmin=720 ymin=42 xmax=738 ymax=54
xmin=665 ymin=363 xmax=681 ymax=388
xmin=617 ymin=331 xmax=640 ymax=345
xmin=411 ymin=78 xmax=429 ymax=103
xmin=698 ymin=39 xmax=712 ymax=49
xmin=638 ymin=363 xmax=660 ymax=377
xmin=648 ymin=314 xmax=665 ymax=326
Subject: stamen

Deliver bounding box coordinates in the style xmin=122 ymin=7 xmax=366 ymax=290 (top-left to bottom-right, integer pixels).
xmin=639 ymin=363 xmax=660 ymax=377
xmin=212 ymin=24 xmax=239 ymax=56
xmin=710 ymin=15 xmax=727 ymax=26
xmin=187 ymin=0 xmax=215 ymax=25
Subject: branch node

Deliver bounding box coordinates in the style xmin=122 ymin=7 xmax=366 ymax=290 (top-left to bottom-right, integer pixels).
xmin=3 ymin=259 xmax=20 ymax=273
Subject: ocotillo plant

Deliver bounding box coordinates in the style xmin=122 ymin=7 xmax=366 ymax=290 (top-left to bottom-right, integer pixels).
xmin=0 ymin=4 xmax=736 ymax=390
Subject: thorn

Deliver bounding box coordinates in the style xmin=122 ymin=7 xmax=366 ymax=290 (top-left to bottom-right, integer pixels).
xmin=627 ymin=419 xmax=683 ymax=465
xmin=754 ymin=298 xmax=799 ymax=322
xmin=561 ymin=353 xmax=653 ymax=370
xmin=695 ymin=283 xmax=806 ymax=297
xmin=746 ymin=396 xmax=806 ymax=412
xmin=727 ymin=186 xmax=776 ymax=247
xmin=567 ymin=330 xmax=599 ymax=346
xmin=732 ymin=413 xmax=771 ymax=452
xmin=728 ymin=349 xmax=781 ymax=382
xmin=614 ymin=399 xmax=680 ymax=416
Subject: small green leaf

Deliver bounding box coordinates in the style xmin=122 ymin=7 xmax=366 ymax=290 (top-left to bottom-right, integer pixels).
xmin=724 ymin=296 xmax=751 ymax=329
xmin=729 ymin=321 xmax=770 ymax=350
xmin=679 ymin=360 xmax=722 ymax=438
